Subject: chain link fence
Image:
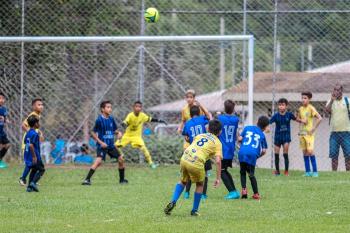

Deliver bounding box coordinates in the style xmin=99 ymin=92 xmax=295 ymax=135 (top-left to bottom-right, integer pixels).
xmin=1 ymin=0 xmax=350 ymax=171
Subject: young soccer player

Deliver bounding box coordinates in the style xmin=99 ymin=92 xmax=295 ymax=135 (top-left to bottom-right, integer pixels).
xmin=115 ymin=101 xmax=166 ymax=169
xmin=217 ymin=100 xmax=240 ymax=199
xmin=0 ymin=93 xmax=10 ymax=169
xmin=164 ymin=120 xmax=222 ymax=216
xmin=19 ymin=98 xmax=44 ymax=185
xmin=24 ymin=115 xmax=45 ymax=192
xmin=82 ymin=101 xmax=127 ymax=185
xmin=297 ymin=92 xmax=322 ymax=177
xmin=269 ymin=98 xmax=299 ymax=176
xmin=181 ymin=105 xmax=210 ymax=199
xmin=238 ymin=116 xmax=269 ymax=200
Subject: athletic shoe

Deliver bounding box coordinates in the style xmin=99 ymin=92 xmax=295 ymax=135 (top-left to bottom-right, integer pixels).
xmin=312 ymin=172 xmax=319 ymax=177
xmin=241 ymin=188 xmax=248 ymax=199
xmin=273 ymin=170 xmax=280 ymax=176
xmin=29 ymin=182 xmax=39 ymax=192
xmin=119 ymin=179 xmax=129 ymax=184
xmin=164 ymin=202 xmax=176 ymax=215
xmin=19 ymin=178 xmax=26 ymax=186
xmin=0 ymin=160 xmax=8 ymax=169
xmin=26 ymin=186 xmax=33 ymax=192
xmin=303 ymin=172 xmax=312 ymax=177
xmin=225 ymin=191 xmax=240 ymax=200
xmin=190 ymin=211 xmax=200 ymax=216
xmin=284 ymin=171 xmax=289 ymax=176
xmin=150 ymin=163 xmax=158 ymax=169
xmin=183 ymin=191 xmax=190 ymax=199
xmin=82 ymin=179 xmax=91 ymax=185
xmin=201 ymin=194 xmax=208 ymax=200
xmin=252 ymin=193 xmax=260 ymax=200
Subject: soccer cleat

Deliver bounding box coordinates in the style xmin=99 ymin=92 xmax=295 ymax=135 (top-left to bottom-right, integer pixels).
xmin=284 ymin=171 xmax=289 ymax=176
xmin=252 ymin=193 xmax=260 ymax=200
xmin=201 ymin=194 xmax=208 ymax=200
xmin=225 ymin=191 xmax=240 ymax=200
xmin=19 ymin=178 xmax=26 ymax=186
xmin=303 ymin=172 xmax=312 ymax=177
xmin=150 ymin=163 xmax=158 ymax=169
xmin=241 ymin=188 xmax=248 ymax=199
xmin=273 ymin=170 xmax=281 ymax=176
xmin=164 ymin=202 xmax=176 ymax=215
xmin=183 ymin=191 xmax=190 ymax=199
xmin=119 ymin=179 xmax=129 ymax=184
xmin=190 ymin=211 xmax=200 ymax=216
xmin=312 ymin=172 xmax=319 ymax=177
xmin=0 ymin=160 xmax=8 ymax=169
xmin=82 ymin=179 xmax=91 ymax=185
xmin=26 ymin=186 xmax=33 ymax=192
xmin=29 ymin=182 xmax=39 ymax=192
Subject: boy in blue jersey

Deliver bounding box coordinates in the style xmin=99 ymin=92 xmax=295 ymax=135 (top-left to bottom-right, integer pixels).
xmin=24 ymin=115 xmax=45 ymax=192
xmin=182 ymin=106 xmax=210 ymax=199
xmin=238 ymin=116 xmax=269 ymax=200
xmin=217 ymin=100 xmax=240 ymax=199
xmin=82 ymin=101 xmax=127 ymax=185
xmin=270 ymin=98 xmax=298 ymax=176
xmin=0 ymin=93 xmax=10 ymax=169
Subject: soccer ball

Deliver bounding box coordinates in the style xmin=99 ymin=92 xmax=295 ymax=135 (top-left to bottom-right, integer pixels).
xmin=144 ymin=7 xmax=159 ymax=23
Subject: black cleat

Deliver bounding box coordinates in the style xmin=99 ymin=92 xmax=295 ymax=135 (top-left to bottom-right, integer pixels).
xmin=164 ymin=202 xmax=176 ymax=215
xmin=119 ymin=179 xmax=128 ymax=184
xmin=26 ymin=186 xmax=33 ymax=192
xmin=190 ymin=211 xmax=200 ymax=216
xmin=82 ymin=180 xmax=91 ymax=185
xmin=29 ymin=182 xmax=39 ymax=192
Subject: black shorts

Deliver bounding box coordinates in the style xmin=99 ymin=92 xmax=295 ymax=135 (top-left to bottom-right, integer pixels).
xmin=222 ymin=159 xmax=233 ymax=170
xmin=240 ymin=162 xmax=255 ymax=176
xmin=97 ymin=147 xmax=121 ymax=161
xmin=30 ymin=160 xmax=45 ymax=171
xmin=0 ymin=135 xmax=10 ymax=145
xmin=204 ymin=160 xmax=212 ymax=171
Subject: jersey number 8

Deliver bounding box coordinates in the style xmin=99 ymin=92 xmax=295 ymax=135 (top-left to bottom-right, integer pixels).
xmin=197 ymin=138 xmax=209 ymax=147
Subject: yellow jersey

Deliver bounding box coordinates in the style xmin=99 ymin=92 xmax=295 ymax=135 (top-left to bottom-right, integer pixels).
xmin=181 ymin=104 xmax=204 ymax=122
xmin=298 ymin=104 xmax=319 ymax=134
xmin=123 ymin=112 xmax=151 ymax=138
xmin=23 ymin=111 xmax=41 ymax=130
xmin=181 ymin=133 xmax=222 ymax=169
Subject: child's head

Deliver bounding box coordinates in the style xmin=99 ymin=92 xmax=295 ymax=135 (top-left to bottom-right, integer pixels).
xmin=27 ymin=115 xmax=40 ymax=129
xmin=0 ymin=92 xmax=5 ymax=106
xmin=257 ymin=115 xmax=270 ymax=131
xmin=208 ymin=119 xmax=222 ymax=136
xmin=100 ymin=100 xmax=112 ymax=115
xmin=301 ymin=91 xmax=312 ymax=106
xmin=32 ymin=98 xmax=44 ymax=113
xmin=190 ymin=105 xmax=200 ymax=118
xmin=277 ymin=98 xmax=288 ymax=113
xmin=224 ymin=99 xmax=235 ymax=114
xmin=133 ymin=101 xmax=143 ymax=114
xmin=185 ymin=89 xmax=196 ymax=105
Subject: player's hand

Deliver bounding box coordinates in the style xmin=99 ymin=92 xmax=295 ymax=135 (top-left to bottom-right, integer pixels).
xmin=116 ymin=131 xmax=123 ymax=140
xmin=213 ymin=179 xmax=220 ymax=188
xmin=101 ymin=142 xmax=108 ymax=148
xmin=194 ymin=100 xmax=201 ymax=107
xmin=308 ymin=129 xmax=315 ymax=135
xmin=32 ymin=157 xmax=37 ymax=165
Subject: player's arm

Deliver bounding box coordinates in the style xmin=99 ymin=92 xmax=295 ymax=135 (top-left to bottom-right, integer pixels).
xmin=91 ymin=120 xmax=107 ymax=148
xmin=310 ymin=111 xmax=322 ymax=135
xmin=195 ymin=100 xmax=212 ymax=120
xmin=214 ymin=155 xmax=221 ymax=188
xmin=29 ymin=143 xmax=37 ymax=164
xmin=295 ymin=110 xmax=307 ymax=124
xmin=22 ymin=119 xmax=30 ymax=132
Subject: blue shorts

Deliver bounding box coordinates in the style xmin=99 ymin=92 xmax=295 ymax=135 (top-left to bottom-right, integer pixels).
xmin=274 ymin=134 xmax=291 ymax=147
xmin=329 ymin=132 xmax=350 ymax=158
xmin=0 ymin=135 xmax=10 ymax=144
xmin=97 ymin=147 xmax=121 ymax=161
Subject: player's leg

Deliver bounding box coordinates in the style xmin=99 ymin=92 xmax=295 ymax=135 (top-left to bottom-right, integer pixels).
xmin=329 ymin=132 xmax=340 ymax=171
xmin=201 ymin=160 xmax=212 ymax=200
xmin=240 ymin=162 xmax=248 ymax=199
xmin=274 ymin=145 xmax=281 ymax=175
xmin=282 ymin=143 xmax=290 ymax=176
xmin=306 ymin=136 xmax=318 ymax=177
xmin=191 ymin=181 xmax=204 ymax=216
xmin=247 ymin=165 xmax=259 ymax=200
xmin=0 ymin=136 xmax=10 ymax=168
xmin=138 ymin=142 xmax=156 ymax=168
xmin=30 ymin=161 xmax=45 ymax=192
xmin=301 ymin=136 xmax=311 ymax=176
xmin=109 ymin=147 xmax=128 ymax=184
xmin=339 ymin=132 xmax=350 ymax=171
xmin=82 ymin=149 xmax=104 ymax=185
xmin=26 ymin=167 xmax=35 ymax=192
xmin=19 ymin=165 xmax=31 ymax=185
xmin=184 ymin=180 xmax=191 ymax=199
xmin=221 ymin=159 xmax=239 ymax=199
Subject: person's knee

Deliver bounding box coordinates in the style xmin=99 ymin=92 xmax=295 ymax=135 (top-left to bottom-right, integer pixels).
xmin=248 ymin=173 xmax=255 ymax=179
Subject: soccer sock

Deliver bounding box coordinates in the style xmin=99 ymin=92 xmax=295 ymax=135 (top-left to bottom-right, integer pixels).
xmin=171 ymin=183 xmax=185 ymax=203
xmin=192 ymin=192 xmax=202 ymax=212
xmin=21 ymin=165 xmax=31 ymax=180
xmin=185 ymin=180 xmax=192 ymax=193
xmin=85 ymin=169 xmax=95 ymax=180
xmin=274 ymin=153 xmax=280 ymax=172
xmin=203 ymin=177 xmax=208 ymax=195
xmin=310 ymin=155 xmax=317 ymax=172
xmin=249 ymin=175 xmax=259 ymax=194
xmin=303 ymin=156 xmax=311 ymax=173
xmin=283 ymin=153 xmax=289 ymax=171
xmin=118 ymin=168 xmax=125 ymax=182
xmin=221 ymin=169 xmax=235 ymax=192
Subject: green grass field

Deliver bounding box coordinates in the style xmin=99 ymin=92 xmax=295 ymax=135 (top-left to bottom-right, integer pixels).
xmin=0 ymin=164 xmax=349 ymax=233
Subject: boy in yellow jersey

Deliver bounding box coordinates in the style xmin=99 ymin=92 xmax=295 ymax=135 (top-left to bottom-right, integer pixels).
xmin=19 ymin=98 xmax=44 ymax=186
xmin=177 ymin=90 xmax=211 ymax=149
xmin=297 ymin=92 xmax=322 ymax=177
xmin=164 ymin=120 xmax=222 ymax=216
xmin=116 ymin=101 xmax=166 ymax=169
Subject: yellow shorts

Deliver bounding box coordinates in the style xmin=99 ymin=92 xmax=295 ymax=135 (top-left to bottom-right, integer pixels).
xmin=299 ymin=135 xmax=314 ymax=151
xmin=115 ymin=136 xmax=145 ymax=148
xmin=180 ymin=160 xmax=205 ymax=183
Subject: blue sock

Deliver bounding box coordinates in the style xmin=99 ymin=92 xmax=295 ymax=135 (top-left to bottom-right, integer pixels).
xmin=171 ymin=183 xmax=185 ymax=203
xmin=310 ymin=156 xmax=317 ymax=172
xmin=192 ymin=192 xmax=202 ymax=212
xmin=21 ymin=165 xmax=30 ymax=179
xmin=303 ymin=156 xmax=310 ymax=173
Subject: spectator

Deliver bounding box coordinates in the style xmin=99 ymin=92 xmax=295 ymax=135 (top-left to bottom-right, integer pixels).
xmin=325 ymin=84 xmax=350 ymax=171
